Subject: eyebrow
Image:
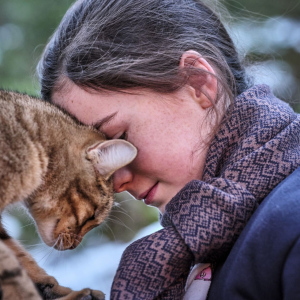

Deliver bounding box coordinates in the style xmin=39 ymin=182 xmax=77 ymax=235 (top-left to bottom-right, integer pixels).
xmin=92 ymin=111 xmax=118 ymax=130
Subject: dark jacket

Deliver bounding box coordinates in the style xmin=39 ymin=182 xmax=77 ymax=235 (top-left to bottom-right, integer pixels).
xmin=209 ymin=166 xmax=300 ymax=300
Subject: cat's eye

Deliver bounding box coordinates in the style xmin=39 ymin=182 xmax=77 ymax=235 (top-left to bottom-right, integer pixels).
xmin=88 ymin=214 xmax=96 ymax=221
xmin=82 ymin=214 xmax=95 ymax=227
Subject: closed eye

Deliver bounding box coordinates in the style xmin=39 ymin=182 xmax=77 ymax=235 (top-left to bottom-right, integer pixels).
xmin=107 ymin=131 xmax=128 ymax=140
xmin=102 ymin=131 xmax=127 ymax=140
xmin=118 ymin=132 xmax=127 ymax=140
xmin=82 ymin=214 xmax=95 ymax=226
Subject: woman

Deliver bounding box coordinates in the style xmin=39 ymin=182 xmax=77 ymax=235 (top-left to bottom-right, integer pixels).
xmin=37 ymin=0 xmax=300 ymax=298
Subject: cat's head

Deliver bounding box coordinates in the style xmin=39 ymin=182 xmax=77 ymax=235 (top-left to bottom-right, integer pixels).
xmin=26 ymin=138 xmax=137 ymax=250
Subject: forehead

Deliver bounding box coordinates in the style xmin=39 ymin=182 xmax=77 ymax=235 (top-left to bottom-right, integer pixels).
xmin=52 ymin=80 xmax=175 ymax=126
xmin=52 ymin=82 xmax=125 ymax=126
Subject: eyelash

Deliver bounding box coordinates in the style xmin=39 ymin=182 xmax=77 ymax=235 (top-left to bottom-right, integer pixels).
xmin=118 ymin=132 xmax=127 ymax=140
xmin=106 ymin=132 xmax=127 ymax=140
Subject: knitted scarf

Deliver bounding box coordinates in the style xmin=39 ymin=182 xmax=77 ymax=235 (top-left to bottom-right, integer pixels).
xmin=110 ymin=85 xmax=300 ymax=299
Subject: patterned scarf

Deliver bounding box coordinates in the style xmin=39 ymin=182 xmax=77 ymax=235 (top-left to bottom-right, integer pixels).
xmin=110 ymin=85 xmax=300 ymax=299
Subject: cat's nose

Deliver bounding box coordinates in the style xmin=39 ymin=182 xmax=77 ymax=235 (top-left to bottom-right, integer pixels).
xmin=113 ymin=167 xmax=133 ymax=193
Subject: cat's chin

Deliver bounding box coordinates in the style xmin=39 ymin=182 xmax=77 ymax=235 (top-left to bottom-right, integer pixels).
xmin=35 ymin=218 xmax=58 ymax=248
xmin=53 ymin=234 xmax=83 ymax=251
xmin=36 ymin=219 xmax=83 ymax=250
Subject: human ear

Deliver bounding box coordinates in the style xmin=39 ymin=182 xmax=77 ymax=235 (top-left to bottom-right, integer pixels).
xmin=179 ymin=50 xmax=217 ymax=109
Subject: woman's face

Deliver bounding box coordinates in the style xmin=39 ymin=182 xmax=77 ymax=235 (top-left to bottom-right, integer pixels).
xmin=53 ymin=81 xmax=212 ymax=213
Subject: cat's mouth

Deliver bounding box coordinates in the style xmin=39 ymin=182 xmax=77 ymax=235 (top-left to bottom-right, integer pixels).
xmin=36 ymin=218 xmax=82 ymax=250
xmin=54 ymin=232 xmax=82 ymax=250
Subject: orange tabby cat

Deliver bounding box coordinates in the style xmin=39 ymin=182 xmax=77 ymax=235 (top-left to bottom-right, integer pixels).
xmin=0 ymin=90 xmax=137 ymax=300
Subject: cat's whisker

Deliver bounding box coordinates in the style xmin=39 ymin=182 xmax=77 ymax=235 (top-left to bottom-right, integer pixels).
xmin=112 ymin=202 xmax=130 ymax=211
xmin=72 ymin=232 xmax=84 ymax=239
xmin=112 ymin=202 xmax=132 ymax=212
xmin=73 ymin=233 xmax=85 ymax=248
xmin=101 ymin=222 xmax=116 ymax=241
xmin=53 ymin=234 xmax=62 ymax=251
xmin=107 ymin=215 xmax=134 ymax=234
xmin=110 ymin=204 xmax=135 ymax=222
xmin=19 ymin=221 xmax=36 ymax=229
xmin=73 ymin=236 xmax=84 ymax=249
xmin=77 ymin=241 xmax=84 ymax=250
xmin=59 ymin=235 xmax=63 ymax=251
xmin=52 ymin=236 xmax=61 ymax=249
xmin=18 ymin=238 xmax=42 ymax=245
xmin=93 ymin=226 xmax=105 ymax=242
xmin=27 ymin=244 xmax=49 ymax=260
xmin=37 ymin=245 xmax=56 ymax=264
xmin=67 ymin=236 xmax=73 ymax=248
xmin=35 ymin=237 xmax=60 ymax=264
xmin=25 ymin=242 xmax=45 ymax=249
xmin=110 ymin=209 xmax=134 ymax=222
xmin=43 ymin=247 xmax=56 ymax=264
xmin=114 ymin=196 xmax=136 ymax=205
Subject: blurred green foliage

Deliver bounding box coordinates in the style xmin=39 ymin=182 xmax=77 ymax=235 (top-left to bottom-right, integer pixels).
xmin=225 ymin=0 xmax=300 ymax=18
xmin=1 ymin=0 xmax=299 ymax=100
xmin=223 ymin=0 xmax=300 ymax=111
xmin=0 ymin=0 xmax=74 ymax=93
xmin=0 ymin=0 xmax=299 ymax=247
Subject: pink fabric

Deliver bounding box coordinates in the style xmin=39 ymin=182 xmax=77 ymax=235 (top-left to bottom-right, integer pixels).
xmin=195 ymin=266 xmax=212 ymax=281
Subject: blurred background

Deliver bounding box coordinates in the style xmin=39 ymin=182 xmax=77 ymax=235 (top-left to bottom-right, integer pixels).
xmin=0 ymin=0 xmax=299 ymax=297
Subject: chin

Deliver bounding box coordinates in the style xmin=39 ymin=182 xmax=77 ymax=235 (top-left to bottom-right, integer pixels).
xmin=149 ymin=201 xmax=166 ymax=214
xmin=158 ymin=205 xmax=165 ymax=214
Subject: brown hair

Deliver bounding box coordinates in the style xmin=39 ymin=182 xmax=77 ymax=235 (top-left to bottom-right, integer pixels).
xmin=37 ymin=0 xmax=248 ymax=109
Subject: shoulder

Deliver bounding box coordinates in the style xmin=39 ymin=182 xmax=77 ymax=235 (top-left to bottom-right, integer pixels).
xmin=208 ymin=167 xmax=300 ymax=300
xmin=233 ymin=84 xmax=298 ymax=124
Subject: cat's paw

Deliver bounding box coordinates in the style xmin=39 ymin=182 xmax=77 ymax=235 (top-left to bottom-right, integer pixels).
xmin=35 ymin=275 xmax=105 ymax=300
xmin=35 ymin=275 xmax=72 ymax=298
xmin=61 ymin=288 xmax=105 ymax=300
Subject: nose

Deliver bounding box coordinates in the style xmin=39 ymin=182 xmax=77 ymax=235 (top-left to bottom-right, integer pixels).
xmin=113 ymin=167 xmax=134 ymax=193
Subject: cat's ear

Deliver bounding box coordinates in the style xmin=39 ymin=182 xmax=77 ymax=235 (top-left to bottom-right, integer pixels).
xmin=86 ymin=140 xmax=137 ymax=179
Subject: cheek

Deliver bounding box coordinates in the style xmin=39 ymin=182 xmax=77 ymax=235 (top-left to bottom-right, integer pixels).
xmin=134 ymin=140 xmax=207 ymax=183
xmin=130 ymin=119 xmax=206 ymax=178
xmin=131 ymin=144 xmax=187 ymax=177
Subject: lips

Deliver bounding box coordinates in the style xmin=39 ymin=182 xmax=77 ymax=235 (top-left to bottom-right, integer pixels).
xmin=138 ymin=182 xmax=159 ymax=205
